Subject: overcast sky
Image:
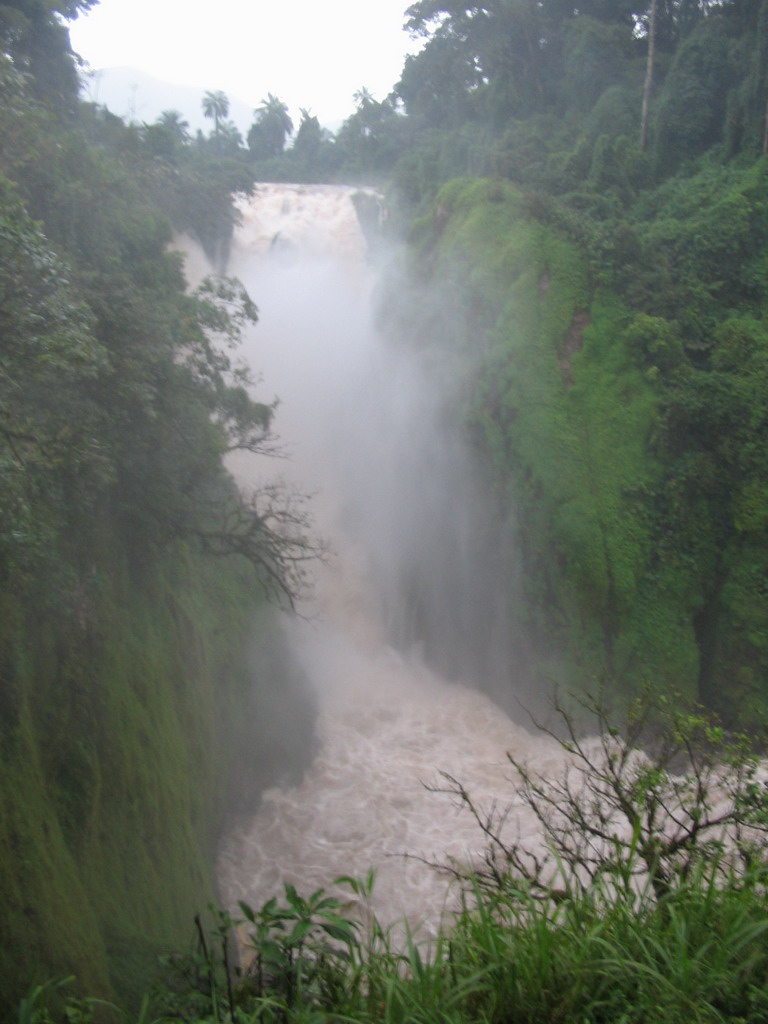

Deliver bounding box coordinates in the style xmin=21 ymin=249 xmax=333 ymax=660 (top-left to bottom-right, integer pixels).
xmin=68 ymin=0 xmax=421 ymax=129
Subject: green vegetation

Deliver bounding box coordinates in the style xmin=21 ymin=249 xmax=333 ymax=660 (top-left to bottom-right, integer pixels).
xmin=28 ymin=877 xmax=768 ymax=1023
xmin=24 ymin=698 xmax=768 ymax=1024
xmin=0 ymin=1 xmax=316 ymax=1011
xmin=395 ymin=163 xmax=768 ymax=716
xmin=399 ymin=177 xmax=694 ymax=701
xmin=0 ymin=549 xmax=265 ymax=1008
xmin=381 ymin=2 xmax=768 ymax=719
xmin=6 ymin=0 xmax=768 ymax=1014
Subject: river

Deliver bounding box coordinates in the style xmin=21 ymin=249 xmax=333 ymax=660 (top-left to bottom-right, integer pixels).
xmin=214 ymin=183 xmax=562 ymax=939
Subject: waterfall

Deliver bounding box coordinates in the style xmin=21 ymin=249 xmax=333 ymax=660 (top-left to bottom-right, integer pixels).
xmin=215 ymin=183 xmax=563 ymax=937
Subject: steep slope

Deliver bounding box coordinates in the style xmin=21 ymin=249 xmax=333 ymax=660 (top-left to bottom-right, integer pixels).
xmin=402 ymin=174 xmax=768 ymax=715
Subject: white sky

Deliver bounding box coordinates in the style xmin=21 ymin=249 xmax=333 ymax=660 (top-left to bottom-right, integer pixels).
xmin=68 ymin=0 xmax=421 ymax=129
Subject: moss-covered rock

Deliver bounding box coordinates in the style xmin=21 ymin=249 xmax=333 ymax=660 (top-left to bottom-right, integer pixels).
xmin=407 ymin=178 xmax=707 ymax=703
xmin=0 ymin=536 xmax=310 ymax=1013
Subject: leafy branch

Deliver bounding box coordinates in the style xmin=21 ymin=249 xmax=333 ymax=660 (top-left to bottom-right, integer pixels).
xmin=176 ymin=274 xmax=323 ymax=607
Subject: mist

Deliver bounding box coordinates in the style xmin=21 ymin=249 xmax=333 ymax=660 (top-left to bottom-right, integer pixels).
xmin=216 ymin=183 xmax=553 ymax=935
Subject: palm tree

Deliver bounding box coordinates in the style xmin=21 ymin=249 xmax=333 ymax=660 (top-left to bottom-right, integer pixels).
xmin=292 ymin=108 xmax=323 ymax=163
xmin=253 ymin=93 xmax=294 ymax=156
xmin=158 ymin=109 xmax=190 ymax=143
xmin=202 ymin=90 xmax=230 ymax=134
xmin=353 ymin=87 xmax=375 ymax=110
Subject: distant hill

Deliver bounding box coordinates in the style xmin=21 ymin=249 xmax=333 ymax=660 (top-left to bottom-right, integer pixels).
xmin=78 ymin=66 xmax=255 ymax=136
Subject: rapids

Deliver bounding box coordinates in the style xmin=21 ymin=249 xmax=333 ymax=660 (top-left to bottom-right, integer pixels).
xmin=215 ymin=183 xmax=562 ymax=937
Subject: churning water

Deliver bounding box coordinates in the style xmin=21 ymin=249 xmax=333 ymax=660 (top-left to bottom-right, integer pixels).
xmin=215 ymin=184 xmax=562 ymax=937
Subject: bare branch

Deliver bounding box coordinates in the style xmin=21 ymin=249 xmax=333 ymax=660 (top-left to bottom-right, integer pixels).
xmin=194 ymin=482 xmax=326 ymax=610
xmin=420 ymin=693 xmax=768 ymax=911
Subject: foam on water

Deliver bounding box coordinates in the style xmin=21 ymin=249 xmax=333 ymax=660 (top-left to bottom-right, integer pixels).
xmin=216 ymin=183 xmax=563 ymax=936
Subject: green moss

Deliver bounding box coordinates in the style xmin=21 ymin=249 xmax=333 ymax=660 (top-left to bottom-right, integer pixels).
xmin=413 ymin=179 xmax=704 ymax=701
xmin=0 ymin=536 xmax=273 ymax=1012
xmin=704 ymin=538 xmax=768 ymax=725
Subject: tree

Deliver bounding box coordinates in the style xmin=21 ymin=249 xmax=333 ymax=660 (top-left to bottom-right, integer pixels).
xmin=336 ymin=91 xmax=406 ymax=173
xmin=0 ymin=61 xmax=310 ymax=605
xmin=0 ymin=0 xmax=97 ymax=111
xmin=395 ymin=34 xmax=482 ymax=129
xmin=640 ymin=0 xmax=658 ymax=151
xmin=142 ymin=109 xmax=190 ymax=162
xmin=247 ymin=93 xmax=293 ymax=160
xmin=293 ymin=108 xmax=321 ymax=154
xmin=207 ymin=119 xmax=244 ymax=155
xmin=158 ymin=108 xmax=190 ymax=141
xmin=352 ymin=86 xmax=375 ymax=109
xmin=652 ymin=14 xmax=733 ymax=170
xmin=404 ymin=0 xmax=560 ymax=120
xmin=291 ymin=108 xmax=335 ymax=174
xmin=202 ymin=89 xmax=230 ymax=134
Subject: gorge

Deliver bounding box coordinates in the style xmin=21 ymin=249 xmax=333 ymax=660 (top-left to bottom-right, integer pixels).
xmin=213 ymin=183 xmax=560 ymax=936
xmin=6 ymin=1 xmax=768 ymax=1009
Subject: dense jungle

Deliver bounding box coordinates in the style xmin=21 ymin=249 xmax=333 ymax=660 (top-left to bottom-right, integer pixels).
xmin=3 ymin=0 xmax=768 ymax=1020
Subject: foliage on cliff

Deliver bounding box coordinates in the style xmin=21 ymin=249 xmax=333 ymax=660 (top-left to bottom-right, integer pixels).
xmin=0 ymin=10 xmax=315 ymax=1013
xmin=397 ymin=156 xmax=768 ymax=720
xmin=5 ymin=0 xmax=768 ymax=1008
xmin=365 ymin=1 xmax=768 ymax=720
xmin=26 ymin=699 xmax=768 ymax=1024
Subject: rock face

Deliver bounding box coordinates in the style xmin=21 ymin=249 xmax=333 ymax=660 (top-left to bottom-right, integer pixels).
xmin=402 ymin=177 xmax=707 ymax=705
xmin=0 ymin=545 xmax=272 ymax=1006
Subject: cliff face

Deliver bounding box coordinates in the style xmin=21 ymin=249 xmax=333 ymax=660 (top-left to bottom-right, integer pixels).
xmin=0 ymin=49 xmax=322 ymax=1008
xmin=0 ymin=540 xmax=269 ymax=1008
xmin=405 ymin=176 xmax=768 ymax=715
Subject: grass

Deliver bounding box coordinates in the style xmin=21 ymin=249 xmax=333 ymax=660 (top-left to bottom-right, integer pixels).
xmin=24 ymin=865 xmax=768 ymax=1024
xmin=0 ymin=533 xmax=285 ymax=1015
xmin=19 ymin=696 xmax=768 ymax=1024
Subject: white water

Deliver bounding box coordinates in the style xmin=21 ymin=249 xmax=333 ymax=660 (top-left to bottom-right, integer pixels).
xmin=215 ymin=184 xmax=564 ymax=937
